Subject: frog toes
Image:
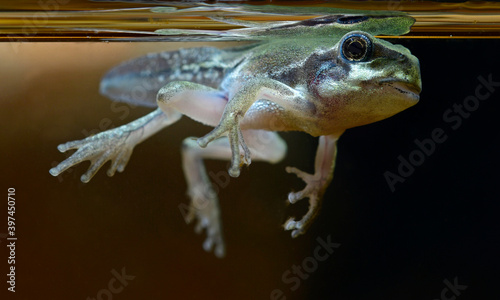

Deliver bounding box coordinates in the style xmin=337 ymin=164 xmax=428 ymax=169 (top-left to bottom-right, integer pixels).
xmin=284 ymin=166 xmax=324 ymax=238
xmin=192 ymin=213 xmax=226 ymax=258
xmin=49 ymin=144 xmax=92 ymax=177
xmin=106 ymin=148 xmax=133 ymax=177
xmin=283 ymin=217 xmax=305 ymax=238
xmin=198 ymin=121 xmax=251 ymax=178
xmin=202 ymin=231 xmax=225 ymax=258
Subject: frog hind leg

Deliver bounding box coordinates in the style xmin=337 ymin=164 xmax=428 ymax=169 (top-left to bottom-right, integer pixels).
xmin=49 ymin=107 xmax=181 ymax=182
xmin=50 ymin=81 xmax=227 ymax=183
xmin=181 ymin=130 xmax=286 ymax=258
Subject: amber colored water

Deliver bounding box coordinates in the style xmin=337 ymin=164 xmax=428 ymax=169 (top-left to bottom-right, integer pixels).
xmin=1 ymin=1 xmax=500 ymax=40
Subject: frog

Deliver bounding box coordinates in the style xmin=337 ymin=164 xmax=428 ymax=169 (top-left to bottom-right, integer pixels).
xmin=50 ymin=14 xmax=421 ymax=258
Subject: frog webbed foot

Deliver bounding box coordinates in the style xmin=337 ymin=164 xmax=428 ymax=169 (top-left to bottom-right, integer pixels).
xmin=283 ymin=166 xmax=326 ymax=238
xmin=197 ymin=113 xmax=251 ymax=178
xmin=184 ymin=186 xmax=225 ymax=258
xmin=50 ymin=109 xmax=173 ymax=183
xmin=49 ymin=126 xmax=138 ymax=183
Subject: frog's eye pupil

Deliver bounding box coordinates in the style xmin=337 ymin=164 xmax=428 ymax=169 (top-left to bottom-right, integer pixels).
xmin=342 ymin=35 xmax=371 ymax=62
xmin=347 ymin=40 xmax=364 ymax=56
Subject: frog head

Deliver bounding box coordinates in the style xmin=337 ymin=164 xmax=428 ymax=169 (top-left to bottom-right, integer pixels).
xmin=311 ymin=31 xmax=421 ymax=130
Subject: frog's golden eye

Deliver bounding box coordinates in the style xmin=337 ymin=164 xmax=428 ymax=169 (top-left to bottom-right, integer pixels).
xmin=341 ymin=33 xmax=372 ymax=62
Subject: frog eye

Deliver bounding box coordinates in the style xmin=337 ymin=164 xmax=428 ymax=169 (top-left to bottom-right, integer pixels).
xmin=341 ymin=33 xmax=372 ymax=62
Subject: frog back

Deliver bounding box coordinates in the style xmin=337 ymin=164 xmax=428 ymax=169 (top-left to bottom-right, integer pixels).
xmin=221 ymin=39 xmax=332 ymax=92
xmin=100 ymin=46 xmax=249 ymax=107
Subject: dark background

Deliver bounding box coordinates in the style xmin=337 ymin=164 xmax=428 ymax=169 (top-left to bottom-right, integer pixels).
xmin=309 ymin=37 xmax=500 ymax=299
xmin=0 ymin=38 xmax=499 ymax=299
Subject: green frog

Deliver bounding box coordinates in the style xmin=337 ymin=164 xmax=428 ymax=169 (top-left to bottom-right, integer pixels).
xmin=50 ymin=14 xmax=421 ymax=258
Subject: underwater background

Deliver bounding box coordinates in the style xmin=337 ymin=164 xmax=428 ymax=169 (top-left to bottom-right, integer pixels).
xmin=0 ymin=1 xmax=499 ymax=299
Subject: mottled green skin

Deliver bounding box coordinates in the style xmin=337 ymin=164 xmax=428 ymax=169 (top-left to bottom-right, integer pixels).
xmin=236 ymin=15 xmax=415 ymax=40
xmin=155 ymin=10 xmax=415 ymax=42
xmin=220 ymin=31 xmax=421 ymax=137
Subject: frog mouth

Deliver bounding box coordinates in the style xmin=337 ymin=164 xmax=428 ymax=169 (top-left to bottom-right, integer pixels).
xmin=381 ymin=80 xmax=421 ymax=101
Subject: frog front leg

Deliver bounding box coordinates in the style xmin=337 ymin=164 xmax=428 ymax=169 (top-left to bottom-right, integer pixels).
xmin=197 ymin=78 xmax=305 ymax=178
xmin=284 ymin=134 xmax=341 ymax=238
